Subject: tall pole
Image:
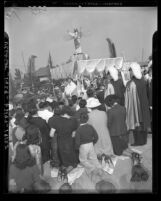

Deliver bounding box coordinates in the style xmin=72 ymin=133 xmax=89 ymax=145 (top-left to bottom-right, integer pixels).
xmin=21 ymin=51 xmax=27 ymax=73
xmin=141 ymin=48 xmax=144 ymax=62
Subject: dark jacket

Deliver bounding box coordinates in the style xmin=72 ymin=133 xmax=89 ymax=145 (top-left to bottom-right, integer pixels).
xmin=75 ymin=124 xmax=98 ymax=150
xmin=107 ymin=104 xmax=127 ymax=137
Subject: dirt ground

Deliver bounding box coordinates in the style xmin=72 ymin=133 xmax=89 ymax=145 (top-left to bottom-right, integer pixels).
xmin=43 ymin=134 xmax=152 ymax=193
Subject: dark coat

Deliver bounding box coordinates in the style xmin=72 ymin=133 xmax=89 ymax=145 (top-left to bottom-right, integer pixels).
xmin=111 ymin=79 xmax=125 ymax=106
xmin=107 ymin=104 xmax=127 ymax=137
xmin=133 ymin=77 xmax=151 ymax=130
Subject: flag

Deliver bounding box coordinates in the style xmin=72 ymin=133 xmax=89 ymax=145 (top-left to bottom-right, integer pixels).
xmin=47 ymin=52 xmax=53 ymax=80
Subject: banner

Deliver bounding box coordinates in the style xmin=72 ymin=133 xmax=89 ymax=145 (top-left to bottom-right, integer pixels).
xmin=77 ymin=57 xmax=123 ymax=74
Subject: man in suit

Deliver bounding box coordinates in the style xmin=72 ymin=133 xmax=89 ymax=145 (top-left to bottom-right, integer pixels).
xmin=105 ymin=95 xmax=128 ymax=156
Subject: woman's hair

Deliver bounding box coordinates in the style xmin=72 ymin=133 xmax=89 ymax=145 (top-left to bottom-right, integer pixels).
xmin=61 ymin=106 xmax=74 ymax=117
xmin=54 ymin=106 xmax=62 ymax=116
xmin=79 ymin=99 xmax=87 ymax=108
xmin=87 ymin=88 xmax=94 ymax=98
xmin=38 ymin=102 xmax=45 ymax=109
xmin=71 ymin=95 xmax=78 ymax=104
xmin=14 ymin=143 xmax=36 ymax=169
xmin=28 ymin=106 xmax=38 ymax=116
xmin=26 ymin=125 xmax=41 ymax=145
xmin=59 ymin=183 xmax=72 ymax=194
xmin=79 ymin=111 xmax=89 ymax=124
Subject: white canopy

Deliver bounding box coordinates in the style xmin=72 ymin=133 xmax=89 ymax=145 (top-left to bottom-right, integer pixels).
xmin=77 ymin=57 xmax=124 ymax=74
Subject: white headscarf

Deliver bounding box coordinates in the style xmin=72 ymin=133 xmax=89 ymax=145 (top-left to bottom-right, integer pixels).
xmin=108 ymin=66 xmax=118 ymax=81
xmin=130 ymin=62 xmax=142 ymax=79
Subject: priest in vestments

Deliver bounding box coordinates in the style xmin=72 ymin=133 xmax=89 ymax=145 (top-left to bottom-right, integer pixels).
xmin=125 ymin=63 xmax=151 ymax=146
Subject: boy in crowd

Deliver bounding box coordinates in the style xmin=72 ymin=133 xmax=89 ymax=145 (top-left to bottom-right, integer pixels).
xmin=75 ymin=111 xmax=101 ymax=173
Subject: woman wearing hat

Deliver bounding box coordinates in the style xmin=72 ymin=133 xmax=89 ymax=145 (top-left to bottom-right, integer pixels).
xmin=125 ymin=63 xmax=151 ymax=146
xmin=87 ymin=98 xmax=114 ymax=157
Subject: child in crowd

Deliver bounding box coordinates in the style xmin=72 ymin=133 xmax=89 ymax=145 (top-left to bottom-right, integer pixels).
xmin=75 ymin=111 xmax=102 ymax=173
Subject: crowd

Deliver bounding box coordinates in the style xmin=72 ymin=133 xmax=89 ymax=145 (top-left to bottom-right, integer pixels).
xmin=8 ymin=61 xmax=152 ymax=193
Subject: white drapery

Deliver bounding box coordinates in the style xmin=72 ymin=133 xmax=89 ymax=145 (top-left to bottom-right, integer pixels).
xmin=77 ymin=57 xmax=123 ymax=74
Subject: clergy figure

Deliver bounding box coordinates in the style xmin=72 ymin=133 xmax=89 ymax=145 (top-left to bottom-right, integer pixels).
xmin=125 ymin=63 xmax=151 ymax=146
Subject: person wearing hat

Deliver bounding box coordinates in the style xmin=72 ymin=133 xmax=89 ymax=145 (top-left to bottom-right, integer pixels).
xmin=125 ymin=62 xmax=151 ymax=146
xmin=104 ymin=66 xmax=125 ymax=106
xmin=87 ymin=98 xmax=114 ymax=156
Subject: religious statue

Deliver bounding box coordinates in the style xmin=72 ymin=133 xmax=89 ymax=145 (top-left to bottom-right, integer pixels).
xmin=67 ymin=28 xmax=82 ymax=55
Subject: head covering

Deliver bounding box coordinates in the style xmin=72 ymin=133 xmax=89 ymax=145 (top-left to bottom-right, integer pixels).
xmin=9 ymin=103 xmax=13 ymax=111
xmin=130 ymin=62 xmax=142 ymax=79
xmin=108 ymin=66 xmax=118 ymax=81
xmin=87 ymin=98 xmax=101 ymax=108
xmin=46 ymin=97 xmax=53 ymax=103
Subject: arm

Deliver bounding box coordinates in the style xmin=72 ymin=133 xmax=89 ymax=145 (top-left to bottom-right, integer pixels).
xmin=48 ymin=118 xmax=56 ymax=138
xmin=92 ymin=126 xmax=98 ymax=144
xmin=107 ymin=110 xmax=113 ymax=129
xmin=75 ymin=130 xmax=81 ymax=150
xmin=49 ymin=128 xmax=56 ymax=138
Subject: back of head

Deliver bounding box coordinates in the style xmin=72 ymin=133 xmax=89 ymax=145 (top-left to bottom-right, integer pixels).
xmin=61 ymin=106 xmax=74 ymax=117
xmin=14 ymin=143 xmax=36 ymax=169
xmin=59 ymin=183 xmax=72 ymax=194
xmin=79 ymin=99 xmax=87 ymax=108
xmin=87 ymin=88 xmax=94 ymax=98
xmin=95 ymin=180 xmax=116 ymax=194
xmin=79 ymin=111 xmax=89 ymax=124
xmin=71 ymin=95 xmax=78 ymax=104
xmin=104 ymin=95 xmax=119 ymax=107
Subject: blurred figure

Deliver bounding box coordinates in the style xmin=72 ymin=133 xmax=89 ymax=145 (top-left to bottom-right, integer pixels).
xmin=87 ymin=98 xmax=114 ymax=156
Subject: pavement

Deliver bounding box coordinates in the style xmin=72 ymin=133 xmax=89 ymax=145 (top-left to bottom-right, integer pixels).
xmin=42 ymin=134 xmax=152 ymax=193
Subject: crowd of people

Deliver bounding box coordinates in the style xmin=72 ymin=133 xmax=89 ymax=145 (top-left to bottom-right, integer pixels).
xmin=8 ymin=61 xmax=152 ymax=193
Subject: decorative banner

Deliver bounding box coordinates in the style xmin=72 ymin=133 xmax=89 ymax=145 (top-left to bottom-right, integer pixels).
xmin=77 ymin=57 xmax=123 ymax=74
xmin=96 ymin=59 xmax=106 ymax=72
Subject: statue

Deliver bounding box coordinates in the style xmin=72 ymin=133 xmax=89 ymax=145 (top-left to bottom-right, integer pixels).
xmin=67 ymin=28 xmax=82 ymax=55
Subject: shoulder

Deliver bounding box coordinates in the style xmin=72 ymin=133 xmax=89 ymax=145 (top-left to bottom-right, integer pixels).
xmin=126 ymin=80 xmax=136 ymax=91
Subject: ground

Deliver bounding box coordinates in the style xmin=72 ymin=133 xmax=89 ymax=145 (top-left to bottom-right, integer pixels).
xmin=42 ymin=134 xmax=152 ymax=193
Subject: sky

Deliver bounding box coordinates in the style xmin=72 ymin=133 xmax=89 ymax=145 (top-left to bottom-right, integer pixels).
xmin=5 ymin=7 xmax=157 ymax=75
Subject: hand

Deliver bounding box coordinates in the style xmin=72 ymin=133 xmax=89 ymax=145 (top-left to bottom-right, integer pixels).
xmin=72 ymin=131 xmax=76 ymax=138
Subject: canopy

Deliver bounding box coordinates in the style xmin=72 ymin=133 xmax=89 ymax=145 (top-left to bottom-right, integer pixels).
xmin=76 ymin=57 xmax=123 ymax=74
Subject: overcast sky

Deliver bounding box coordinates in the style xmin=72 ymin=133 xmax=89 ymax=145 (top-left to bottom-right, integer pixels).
xmin=5 ymin=7 xmax=157 ymax=74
